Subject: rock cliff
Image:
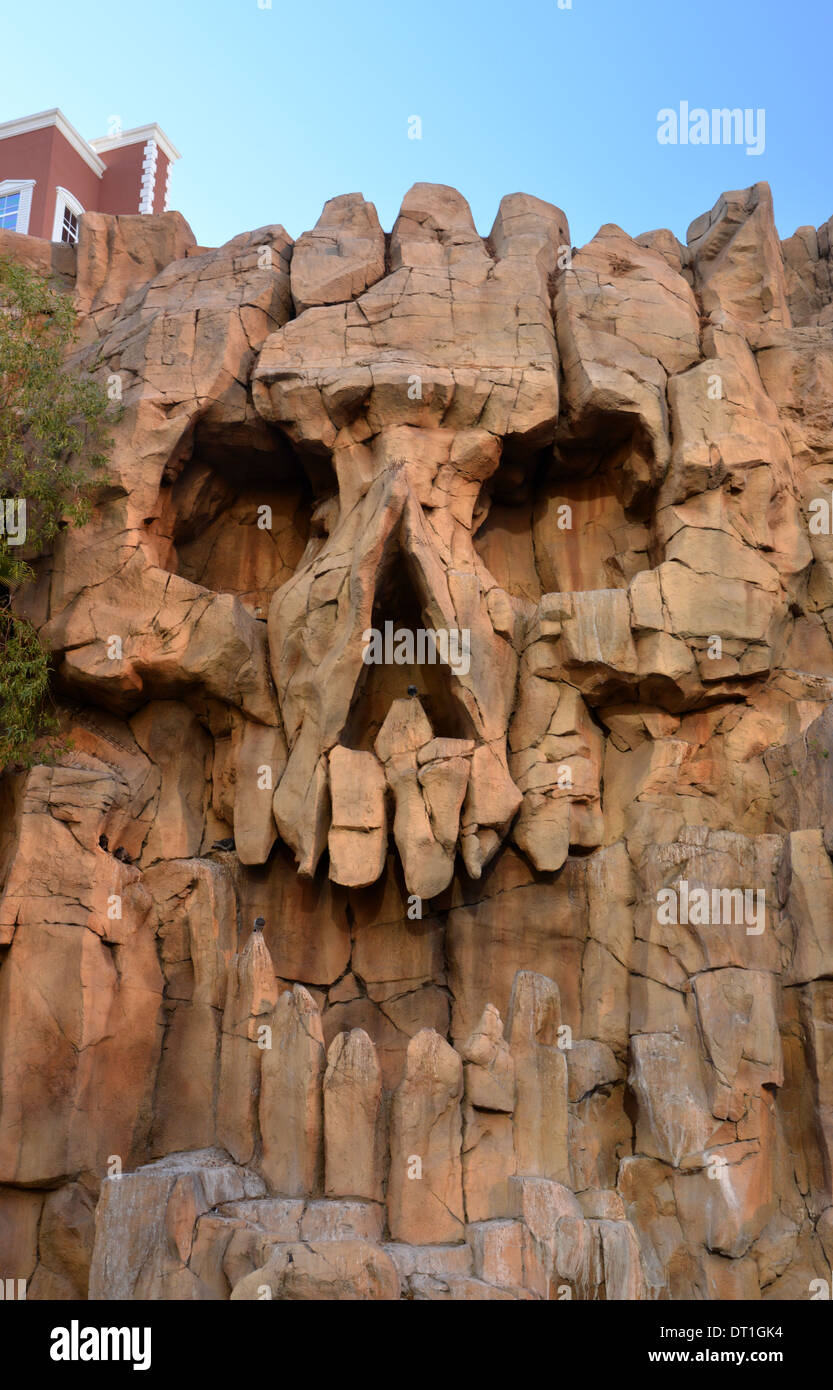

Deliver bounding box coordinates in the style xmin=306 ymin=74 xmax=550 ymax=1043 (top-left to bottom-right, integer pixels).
xmin=1 ymin=180 xmax=833 ymax=1300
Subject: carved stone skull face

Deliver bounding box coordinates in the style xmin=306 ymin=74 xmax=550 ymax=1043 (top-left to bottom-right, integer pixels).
xmin=7 ymin=183 xmax=833 ymax=1296
xmin=249 ymin=182 xmax=809 ymax=897
xmin=250 ymin=185 xmax=574 ymax=892
xmin=48 ymin=183 xmax=812 ymax=905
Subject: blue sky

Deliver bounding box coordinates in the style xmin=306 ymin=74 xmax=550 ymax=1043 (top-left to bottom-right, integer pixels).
xmin=3 ymin=0 xmax=830 ymax=250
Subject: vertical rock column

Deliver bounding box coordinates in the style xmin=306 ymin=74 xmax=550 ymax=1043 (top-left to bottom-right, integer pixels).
xmin=323 ymin=1028 xmax=384 ymax=1201
xmin=374 ymin=700 xmax=458 ymax=900
xmin=801 ymin=982 xmax=833 ymax=1182
xmin=507 ymin=971 xmax=570 ymax=1186
xmin=461 ymin=1004 xmax=517 ymax=1221
xmin=259 ymin=984 xmax=326 ymax=1196
xmin=218 ymin=927 xmax=279 ymax=1165
xmin=327 ymin=747 xmax=388 ymax=889
xmin=387 ymin=1029 xmax=465 ymax=1244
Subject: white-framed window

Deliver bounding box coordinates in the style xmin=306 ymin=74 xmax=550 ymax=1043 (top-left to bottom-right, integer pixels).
xmin=0 ymin=191 xmax=19 ymax=229
xmin=0 ymin=179 xmax=36 ymax=235
xmin=51 ymin=186 xmax=84 ymax=244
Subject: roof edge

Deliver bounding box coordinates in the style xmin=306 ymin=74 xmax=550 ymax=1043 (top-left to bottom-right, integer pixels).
xmin=89 ymin=124 xmax=181 ymax=164
xmin=0 ymin=109 xmax=106 ymax=177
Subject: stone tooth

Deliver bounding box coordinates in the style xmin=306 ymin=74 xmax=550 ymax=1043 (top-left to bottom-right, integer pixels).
xmin=259 ymin=984 xmax=326 ymax=1197
xmin=323 ymin=1028 xmax=384 ymax=1202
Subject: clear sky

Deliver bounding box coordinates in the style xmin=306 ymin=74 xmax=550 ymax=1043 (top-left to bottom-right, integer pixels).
xmin=3 ymin=0 xmax=830 ymax=251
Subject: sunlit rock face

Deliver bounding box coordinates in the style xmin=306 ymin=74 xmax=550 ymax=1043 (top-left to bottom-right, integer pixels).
xmin=2 ymin=181 xmax=833 ymax=1301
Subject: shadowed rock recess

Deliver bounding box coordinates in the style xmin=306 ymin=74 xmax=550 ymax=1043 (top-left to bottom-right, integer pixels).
xmin=2 ymin=181 xmax=833 ymax=1301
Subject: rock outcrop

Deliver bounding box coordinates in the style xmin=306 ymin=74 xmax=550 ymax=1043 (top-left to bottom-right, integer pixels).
xmin=1 ymin=179 xmax=833 ymax=1301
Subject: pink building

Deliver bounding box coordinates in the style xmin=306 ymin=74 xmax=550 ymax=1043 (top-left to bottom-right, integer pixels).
xmin=0 ymin=109 xmax=180 ymax=243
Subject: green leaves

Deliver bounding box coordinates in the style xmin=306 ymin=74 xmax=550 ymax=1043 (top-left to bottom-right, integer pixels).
xmin=0 ymin=257 xmax=112 ymax=769
xmin=0 ymin=606 xmax=55 ymax=768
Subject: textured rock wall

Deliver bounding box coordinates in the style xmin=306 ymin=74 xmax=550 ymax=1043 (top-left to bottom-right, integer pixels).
xmin=1 ymin=181 xmax=833 ymax=1300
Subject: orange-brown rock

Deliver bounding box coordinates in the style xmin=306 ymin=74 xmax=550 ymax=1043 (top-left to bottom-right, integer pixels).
xmin=323 ymin=1028 xmax=384 ymax=1201
xmin=507 ymin=972 xmax=570 ymax=1185
xmin=259 ymin=985 xmax=326 ymax=1196
xmin=387 ymin=1029 xmax=465 ymax=1244
xmin=2 ymin=176 xmax=833 ymax=1302
xmin=218 ymin=928 xmax=280 ymax=1164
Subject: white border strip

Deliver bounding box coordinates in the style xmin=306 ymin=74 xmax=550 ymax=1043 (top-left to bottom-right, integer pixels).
xmin=90 ymin=123 xmax=180 ymax=164
xmin=138 ymin=138 xmax=158 ymax=214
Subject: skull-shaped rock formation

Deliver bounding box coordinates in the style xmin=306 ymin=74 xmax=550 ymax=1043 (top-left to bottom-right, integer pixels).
xmin=1 ymin=179 xmax=833 ymax=1302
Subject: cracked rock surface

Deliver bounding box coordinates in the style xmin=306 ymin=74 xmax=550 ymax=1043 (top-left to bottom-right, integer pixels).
xmin=1 ymin=179 xmax=833 ymax=1300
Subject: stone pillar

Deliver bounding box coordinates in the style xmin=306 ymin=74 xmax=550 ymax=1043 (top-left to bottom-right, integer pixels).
xmin=387 ymin=1029 xmax=464 ymax=1244
xmin=323 ymin=1028 xmax=384 ymax=1201
xmin=218 ymin=927 xmax=279 ymax=1164
xmin=233 ymin=721 xmax=287 ymax=866
xmin=327 ymin=748 xmax=387 ymax=888
xmin=461 ymin=1003 xmax=516 ymax=1221
xmin=259 ymin=984 xmax=325 ymax=1196
xmin=507 ymin=971 xmax=569 ymax=1184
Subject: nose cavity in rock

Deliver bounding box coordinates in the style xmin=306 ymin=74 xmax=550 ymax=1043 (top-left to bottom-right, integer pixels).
xmin=270 ymin=429 xmax=524 ymax=895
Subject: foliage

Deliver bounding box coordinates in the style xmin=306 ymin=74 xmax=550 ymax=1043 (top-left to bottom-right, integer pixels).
xmin=0 ymin=256 xmax=112 ymax=768
xmin=0 ymin=606 xmax=56 ymax=767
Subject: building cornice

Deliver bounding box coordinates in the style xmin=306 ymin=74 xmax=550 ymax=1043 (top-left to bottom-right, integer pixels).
xmin=89 ymin=124 xmax=181 ymax=164
xmin=0 ymin=109 xmax=106 ymax=177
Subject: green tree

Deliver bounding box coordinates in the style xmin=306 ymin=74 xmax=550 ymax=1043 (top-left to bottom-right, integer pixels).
xmin=0 ymin=256 xmax=112 ymax=769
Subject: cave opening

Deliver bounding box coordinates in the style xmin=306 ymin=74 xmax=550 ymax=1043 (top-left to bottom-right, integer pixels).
xmin=475 ymin=416 xmax=659 ymax=598
xmin=146 ymin=421 xmax=335 ymax=616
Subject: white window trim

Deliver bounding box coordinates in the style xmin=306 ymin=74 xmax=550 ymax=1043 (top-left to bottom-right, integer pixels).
xmin=0 ymin=178 xmax=36 ymax=235
xmin=51 ymin=186 xmax=85 ymax=243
